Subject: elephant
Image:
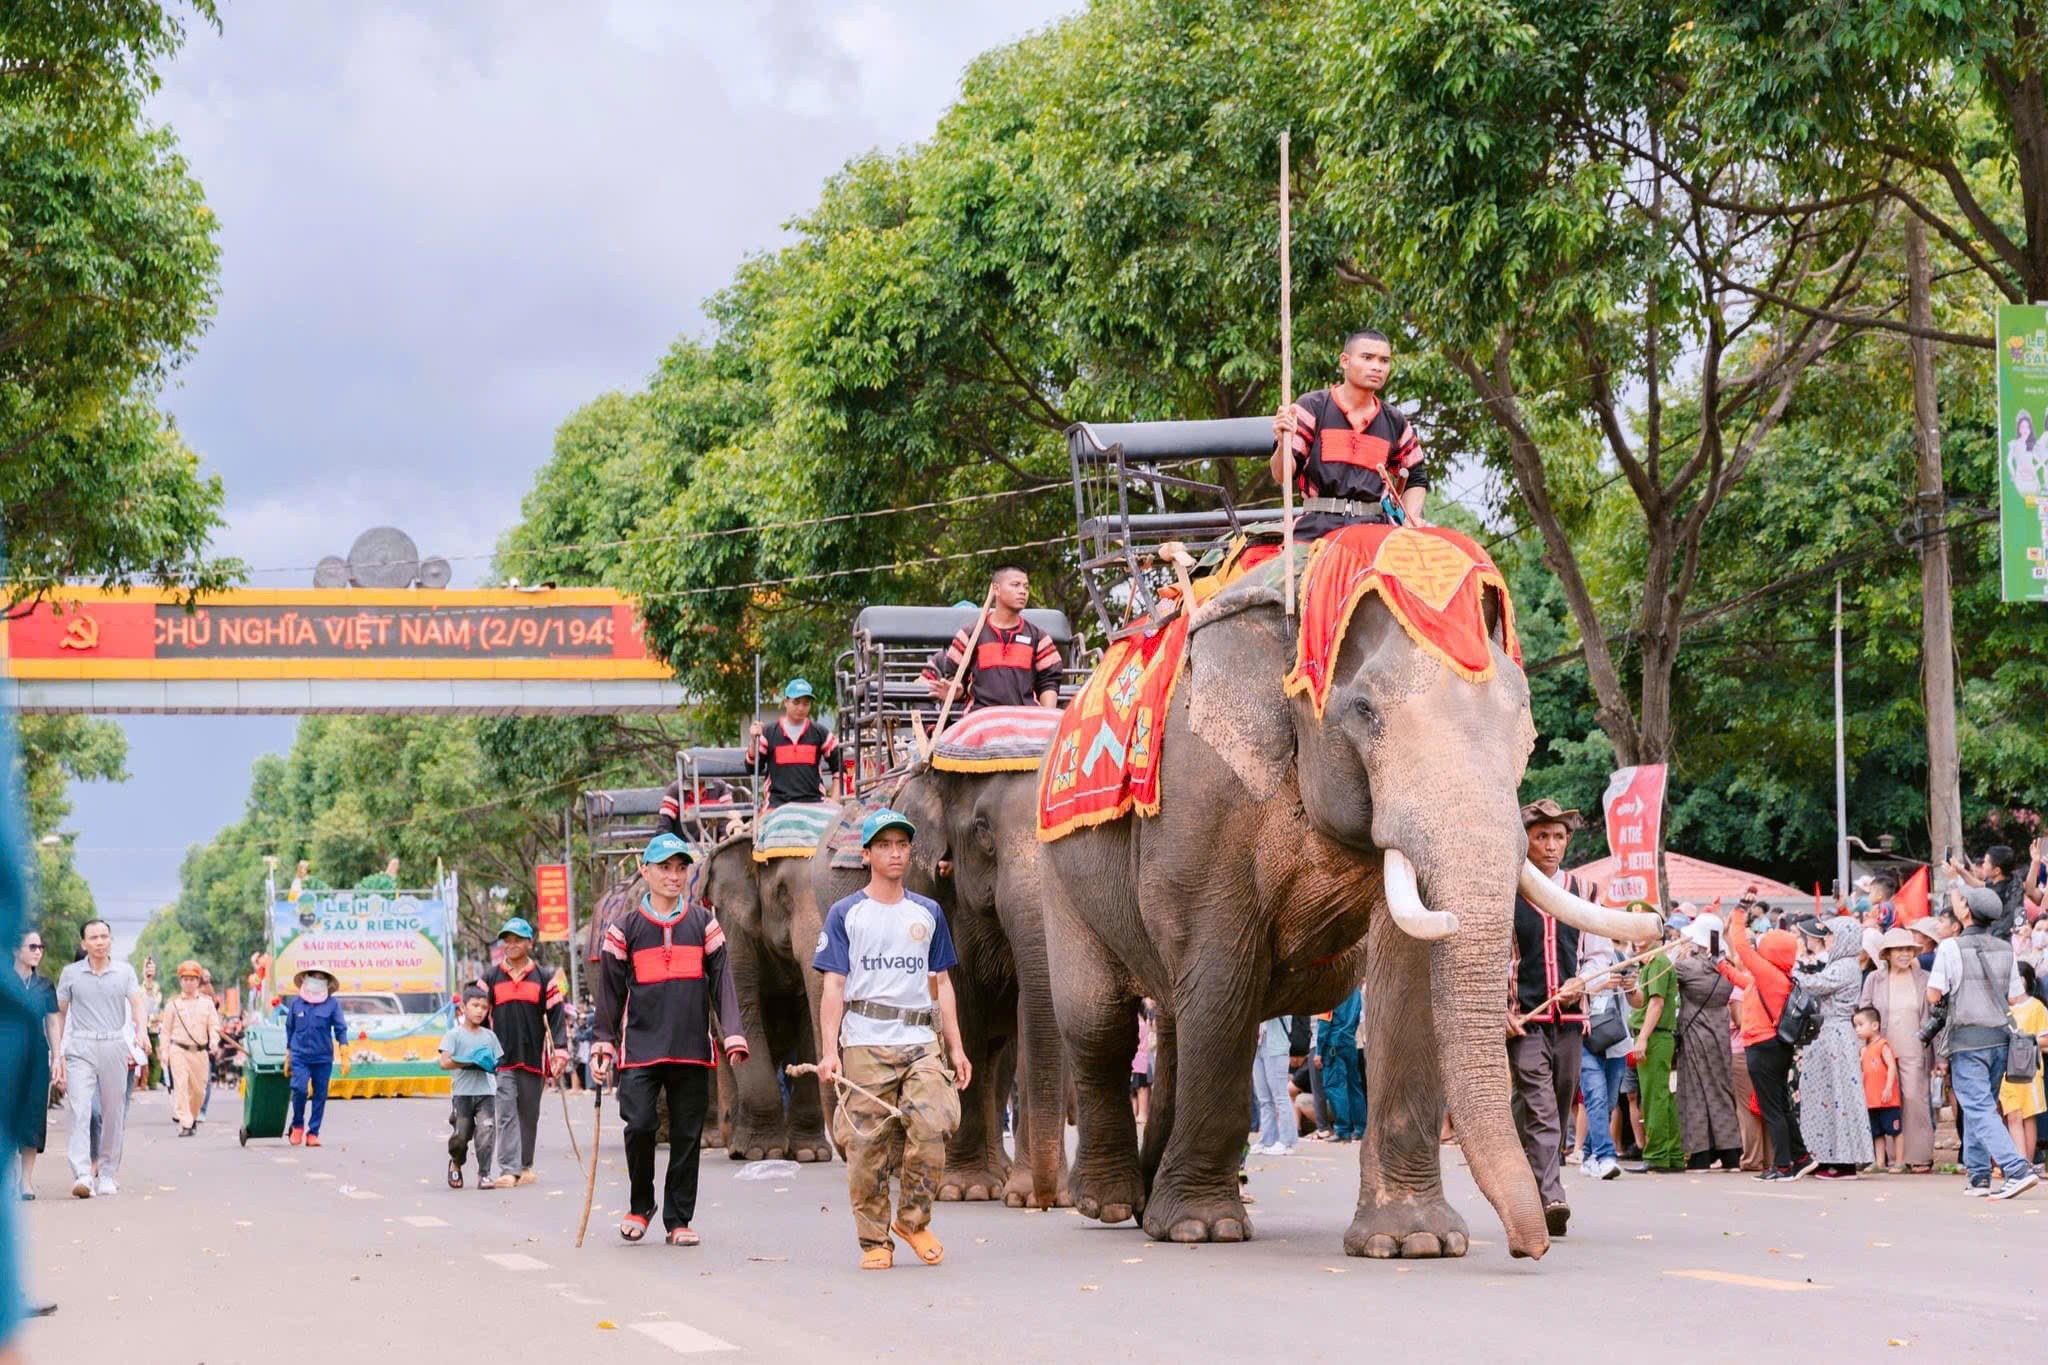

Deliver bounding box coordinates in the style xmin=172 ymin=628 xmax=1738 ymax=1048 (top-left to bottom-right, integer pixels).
xmin=697 ymin=832 xmax=833 ymax=1162
xmin=1038 ymin=562 xmax=1658 ymax=1258
xmin=891 ymin=762 xmax=1070 ymax=1208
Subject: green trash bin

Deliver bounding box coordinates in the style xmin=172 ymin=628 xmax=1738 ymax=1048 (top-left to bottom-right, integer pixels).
xmin=239 ymin=1021 xmax=290 ymax=1146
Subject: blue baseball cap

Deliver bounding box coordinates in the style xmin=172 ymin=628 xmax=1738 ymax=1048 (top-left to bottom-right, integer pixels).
xmin=497 ymin=917 xmax=536 ymax=941
xmin=860 ymin=808 xmax=916 ymax=847
xmin=783 ymin=677 xmax=814 ymax=699
xmin=641 ymin=832 xmax=695 ymax=866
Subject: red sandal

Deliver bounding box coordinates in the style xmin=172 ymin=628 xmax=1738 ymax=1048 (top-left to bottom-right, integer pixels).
xmin=666 ymin=1226 xmax=700 ymax=1247
xmin=619 ymin=1213 xmax=649 ymax=1242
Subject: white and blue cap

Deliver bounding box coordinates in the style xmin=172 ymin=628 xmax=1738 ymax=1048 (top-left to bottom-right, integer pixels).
xmin=860 ymin=808 xmax=916 ymax=847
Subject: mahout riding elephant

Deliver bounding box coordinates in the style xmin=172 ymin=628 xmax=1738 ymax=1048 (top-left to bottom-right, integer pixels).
xmin=893 ymin=764 xmax=1070 ymax=1208
xmin=1039 ymin=565 xmax=1657 ymax=1258
xmin=697 ymin=832 xmax=832 ymax=1162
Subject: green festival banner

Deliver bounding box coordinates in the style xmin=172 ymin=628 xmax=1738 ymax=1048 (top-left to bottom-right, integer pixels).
xmin=1997 ymin=303 xmax=2048 ymax=602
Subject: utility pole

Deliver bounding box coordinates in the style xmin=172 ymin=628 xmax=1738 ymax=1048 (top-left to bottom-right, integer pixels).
xmin=1833 ymin=580 xmax=1850 ymax=901
xmin=1906 ymin=217 xmax=1963 ymax=894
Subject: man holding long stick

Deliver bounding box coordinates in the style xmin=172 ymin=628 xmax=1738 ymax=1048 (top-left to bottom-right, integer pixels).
xmin=591 ymin=833 xmax=749 ymax=1247
xmin=1504 ymin=798 xmax=1588 ymax=1239
xmin=1271 ymin=330 xmax=1430 ymax=539
xmin=922 ymin=565 xmax=1063 ymax=713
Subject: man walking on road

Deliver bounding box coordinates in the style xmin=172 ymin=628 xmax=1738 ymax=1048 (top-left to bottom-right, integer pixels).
xmin=1507 ymin=799 xmax=1588 ymax=1234
xmin=480 ymin=917 xmax=567 ymax=1186
xmin=592 ymin=833 xmax=749 ymax=1245
xmin=815 ymin=809 xmax=970 ymax=1270
xmin=52 ymin=919 xmax=148 ymax=1197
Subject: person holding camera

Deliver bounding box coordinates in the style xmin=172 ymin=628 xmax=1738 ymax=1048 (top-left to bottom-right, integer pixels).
xmin=1790 ymin=919 xmax=1873 ymax=1179
xmin=1724 ymin=903 xmax=1808 ymax=1180
xmin=1926 ymin=885 xmax=2038 ymax=1199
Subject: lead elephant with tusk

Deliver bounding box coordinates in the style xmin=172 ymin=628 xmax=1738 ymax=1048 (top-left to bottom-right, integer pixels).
xmin=1039 ymin=528 xmax=1612 ymax=1260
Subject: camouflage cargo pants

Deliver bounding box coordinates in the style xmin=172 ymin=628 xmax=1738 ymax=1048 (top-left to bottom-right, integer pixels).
xmin=835 ymin=1043 xmax=961 ymax=1249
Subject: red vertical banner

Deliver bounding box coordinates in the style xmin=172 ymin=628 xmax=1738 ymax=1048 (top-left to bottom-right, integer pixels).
xmin=534 ymin=863 xmax=570 ymax=943
xmin=1599 ymin=764 xmax=1668 ymax=908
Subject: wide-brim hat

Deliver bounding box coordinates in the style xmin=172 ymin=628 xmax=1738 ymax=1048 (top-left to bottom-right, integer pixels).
xmin=293 ymin=967 xmax=338 ymax=989
xmin=1520 ymin=798 xmax=1585 ymax=831
xmin=1877 ymin=926 xmax=1924 ymax=953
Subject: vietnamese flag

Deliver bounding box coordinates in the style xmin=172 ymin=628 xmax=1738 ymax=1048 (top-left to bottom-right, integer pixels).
xmin=1893 ymin=865 xmax=1931 ymax=923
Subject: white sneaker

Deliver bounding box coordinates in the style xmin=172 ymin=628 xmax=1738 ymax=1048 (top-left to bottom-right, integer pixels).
xmin=95 ymin=1176 xmax=118 ymax=1197
xmin=70 ymin=1177 xmax=92 ymax=1199
xmin=1599 ymin=1157 xmax=1622 ymax=1181
xmin=1990 ymin=1171 xmax=2039 ymax=1201
xmin=1962 ymin=1182 xmax=1991 ymax=1197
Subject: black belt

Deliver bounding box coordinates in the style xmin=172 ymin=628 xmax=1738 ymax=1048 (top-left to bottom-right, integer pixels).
xmin=847 ymin=999 xmax=934 ymax=1029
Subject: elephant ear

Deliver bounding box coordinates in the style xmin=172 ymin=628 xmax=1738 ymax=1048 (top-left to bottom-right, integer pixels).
xmin=1185 ymin=587 xmax=1295 ymax=801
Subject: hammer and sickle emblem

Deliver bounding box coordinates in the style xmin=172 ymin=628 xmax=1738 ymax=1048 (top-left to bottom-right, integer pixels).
xmin=57 ymin=611 xmax=100 ymax=651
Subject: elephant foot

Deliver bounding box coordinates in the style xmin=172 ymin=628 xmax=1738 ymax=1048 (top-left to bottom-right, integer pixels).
xmin=700 ymin=1130 xmax=727 ymax=1151
xmin=1002 ymin=1160 xmax=1073 ymax=1209
xmin=937 ymin=1158 xmax=1009 ymax=1202
xmin=1343 ymin=1196 xmax=1471 ymax=1260
xmin=726 ymin=1127 xmax=787 ymax=1162
xmin=790 ymin=1137 xmax=834 ymax=1163
xmin=1069 ymin=1160 xmax=1145 ymax=1226
xmin=1140 ymin=1180 xmax=1250 ymax=1243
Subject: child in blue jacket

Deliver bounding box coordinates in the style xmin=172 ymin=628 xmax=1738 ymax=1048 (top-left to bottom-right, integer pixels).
xmin=285 ymin=968 xmax=350 ymax=1146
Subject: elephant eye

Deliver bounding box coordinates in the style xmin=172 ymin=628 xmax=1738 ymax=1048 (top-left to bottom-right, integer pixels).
xmin=972 ymin=817 xmax=996 ymax=854
xmin=1350 ymin=694 xmax=1379 ymax=725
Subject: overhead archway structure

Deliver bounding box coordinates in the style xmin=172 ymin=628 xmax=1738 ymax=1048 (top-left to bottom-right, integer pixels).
xmin=1 ymin=587 xmax=686 ymax=715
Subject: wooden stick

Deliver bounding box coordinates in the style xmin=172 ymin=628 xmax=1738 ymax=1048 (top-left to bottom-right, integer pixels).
xmin=924 ymin=585 xmax=996 ymax=757
xmin=1279 ymin=130 xmax=1296 ymax=618
xmin=558 ymin=1069 xmax=582 ymax=1167
xmin=1513 ymin=940 xmax=1672 ymax=1028
xmin=574 ymin=1082 xmax=603 ymax=1248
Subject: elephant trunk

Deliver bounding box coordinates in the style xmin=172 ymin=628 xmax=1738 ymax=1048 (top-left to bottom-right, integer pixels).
xmin=1424 ymin=863 xmax=1551 ymax=1260
xmin=1019 ymin=993 xmax=1064 ymax=1207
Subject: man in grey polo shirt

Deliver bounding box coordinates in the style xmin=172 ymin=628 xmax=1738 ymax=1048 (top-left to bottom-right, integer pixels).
xmin=52 ymin=919 xmax=148 ymax=1198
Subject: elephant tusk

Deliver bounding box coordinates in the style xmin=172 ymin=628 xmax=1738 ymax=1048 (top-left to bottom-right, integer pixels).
xmin=1382 ymin=848 xmax=1459 ymax=940
xmin=1518 ymin=861 xmax=1663 ymax=943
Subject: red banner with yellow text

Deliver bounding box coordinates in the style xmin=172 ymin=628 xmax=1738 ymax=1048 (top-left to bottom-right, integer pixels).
xmin=534 ymin=864 xmax=570 ymax=943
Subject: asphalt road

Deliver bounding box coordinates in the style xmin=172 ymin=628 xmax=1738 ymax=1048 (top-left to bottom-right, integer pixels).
xmin=16 ymin=1087 xmax=2047 ymax=1362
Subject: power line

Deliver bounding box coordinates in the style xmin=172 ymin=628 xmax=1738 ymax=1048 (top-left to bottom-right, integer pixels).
xmin=236 ymin=481 xmax=1071 ymax=577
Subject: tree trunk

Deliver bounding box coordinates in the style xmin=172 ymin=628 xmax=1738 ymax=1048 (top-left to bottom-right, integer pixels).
xmin=1906 ymin=216 xmax=1964 ymax=879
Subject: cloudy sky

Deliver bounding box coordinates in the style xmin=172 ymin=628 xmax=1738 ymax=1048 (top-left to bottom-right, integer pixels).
xmin=70 ymin=1 xmax=1076 ymax=948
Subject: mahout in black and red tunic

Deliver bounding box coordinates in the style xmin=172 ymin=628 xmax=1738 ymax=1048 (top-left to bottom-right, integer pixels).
xmin=921 ymin=617 xmax=1063 ymax=711
xmin=1282 ymin=385 xmax=1427 ymax=541
xmin=747 ymin=720 xmax=842 ymax=808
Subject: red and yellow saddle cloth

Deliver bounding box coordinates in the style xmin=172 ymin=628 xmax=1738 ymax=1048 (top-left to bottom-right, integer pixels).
xmin=930 ymin=705 xmax=1064 ymax=774
xmin=1283 ymin=524 xmax=1519 ymax=716
xmin=1035 ymin=615 xmax=1189 ymax=842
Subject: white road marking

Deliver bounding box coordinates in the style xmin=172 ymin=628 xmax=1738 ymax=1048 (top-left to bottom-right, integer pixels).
xmin=343 ymin=1189 xmax=382 ymax=1200
xmin=304 ymin=1172 xmax=335 ymax=1181
xmin=1665 ymin=1269 xmax=1828 ymax=1292
xmin=1732 ymin=1190 xmax=1819 ymax=1202
xmin=401 ymin=1215 xmax=448 ymax=1228
xmin=630 ymin=1321 xmax=738 ymax=1354
xmin=483 ymin=1252 xmax=550 ymax=1272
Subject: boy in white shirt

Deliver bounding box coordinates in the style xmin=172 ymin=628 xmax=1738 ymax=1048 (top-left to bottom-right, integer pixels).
xmin=814 ymin=808 xmax=971 ymax=1269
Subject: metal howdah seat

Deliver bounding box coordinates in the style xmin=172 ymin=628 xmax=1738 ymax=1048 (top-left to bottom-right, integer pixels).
xmin=836 ymin=604 xmax=1089 ymax=794
xmin=1066 ymin=416 xmax=1286 ymax=638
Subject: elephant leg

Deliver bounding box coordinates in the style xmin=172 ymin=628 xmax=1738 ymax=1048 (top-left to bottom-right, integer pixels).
xmin=726 ymin=935 xmax=793 ymax=1161
xmin=1345 ymin=916 xmax=1469 ymax=1259
xmin=781 ymin=988 xmax=831 ymax=1162
xmin=1047 ymin=887 xmax=1144 ymax=1225
xmin=1137 ymin=1005 xmax=1175 ymax=1198
xmin=940 ymin=1029 xmax=1012 ymax=1201
xmin=1139 ymin=958 xmax=1256 ymax=1244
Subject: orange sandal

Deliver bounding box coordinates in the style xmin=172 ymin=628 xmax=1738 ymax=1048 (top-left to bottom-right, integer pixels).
xmin=860 ymin=1243 xmax=894 ymax=1270
xmin=892 ymin=1222 xmax=943 ymax=1265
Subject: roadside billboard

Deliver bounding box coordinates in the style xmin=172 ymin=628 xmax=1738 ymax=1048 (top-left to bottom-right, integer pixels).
xmin=1996 ymin=303 xmax=2048 ymax=602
